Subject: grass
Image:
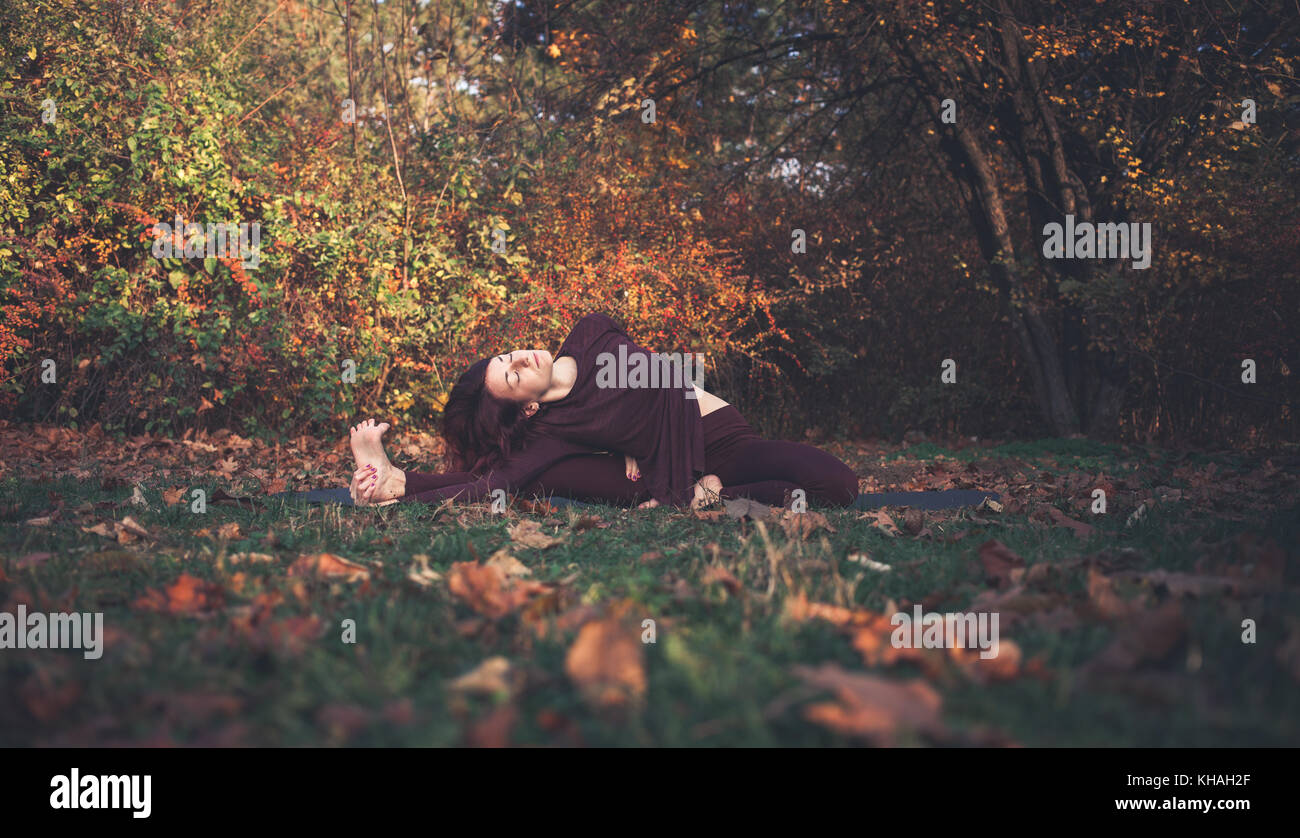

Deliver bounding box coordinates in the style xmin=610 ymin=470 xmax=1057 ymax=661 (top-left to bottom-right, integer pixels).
xmin=1 ymin=437 xmax=1298 ymax=747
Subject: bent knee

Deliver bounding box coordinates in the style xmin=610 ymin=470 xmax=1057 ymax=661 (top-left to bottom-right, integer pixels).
xmin=814 ymin=463 xmax=859 ymax=507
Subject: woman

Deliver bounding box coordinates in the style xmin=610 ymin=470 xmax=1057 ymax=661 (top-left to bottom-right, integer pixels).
xmin=349 ymin=312 xmax=858 ymax=509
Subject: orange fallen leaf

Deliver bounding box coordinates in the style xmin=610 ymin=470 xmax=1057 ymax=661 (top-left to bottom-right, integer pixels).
xmin=133 ymin=573 xmax=225 ymax=615
xmin=447 ymin=561 xmax=552 ymax=618
xmin=1048 ymin=506 xmax=1095 ymax=540
xmin=859 ymin=508 xmax=900 ymax=537
xmin=978 ymin=539 xmax=1024 ymax=588
xmin=779 ymin=509 xmax=835 ymax=539
xmin=701 ymin=564 xmax=743 ymax=595
xmin=793 ymin=663 xmax=946 ymax=744
xmin=288 ymin=553 xmax=370 ymax=582
xmin=564 ymin=617 xmax=646 ymax=708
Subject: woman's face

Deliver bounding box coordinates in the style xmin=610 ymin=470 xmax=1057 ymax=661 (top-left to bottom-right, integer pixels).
xmin=484 ymin=349 xmax=554 ymax=405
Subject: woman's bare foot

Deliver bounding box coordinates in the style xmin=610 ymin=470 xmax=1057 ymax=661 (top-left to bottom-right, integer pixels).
xmin=691 ymin=474 xmax=722 ymax=510
xmin=637 ymin=475 xmax=722 ymax=510
xmin=349 ymin=419 xmax=405 ymax=505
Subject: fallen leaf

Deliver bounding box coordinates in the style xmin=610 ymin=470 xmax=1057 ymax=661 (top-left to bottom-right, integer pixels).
xmin=16 ymin=552 xmax=53 ymax=570
xmin=792 ymin=663 xmax=946 ymax=744
xmin=1119 ymin=569 xmax=1267 ymax=598
xmin=780 ymin=509 xmax=834 ymax=539
xmin=485 ymin=548 xmax=532 ymax=578
xmin=846 ymin=552 xmax=892 ymax=572
xmin=1087 ymin=568 xmax=1134 ymax=620
xmin=979 ymin=539 xmax=1025 ymax=587
xmin=571 ymin=515 xmax=609 ymax=533
xmin=129 ymin=484 xmax=149 ymax=509
xmin=447 ymin=561 xmax=552 ymax=618
xmin=1085 ymin=602 xmax=1186 ymax=675
xmin=859 ymin=508 xmax=901 ymax=537
xmin=162 ymin=487 xmax=186 ymax=506
xmin=1048 ymin=506 xmax=1094 ymax=540
xmin=565 ymin=617 xmax=646 ymax=708
xmin=464 ymin=703 xmax=517 ymax=748
xmin=701 ymin=564 xmax=743 ymax=595
xmin=407 ymin=553 xmax=443 ymax=588
xmin=226 ymin=552 xmax=277 ymax=565
xmin=133 ymin=573 xmax=225 ymax=615
xmin=723 ymin=497 xmax=772 ymax=521
xmin=1126 ymin=503 xmax=1147 ymax=528
xmin=449 ymin=656 xmax=513 ymax=696
xmin=288 ymin=553 xmax=370 ymax=582
xmin=509 ymin=520 xmax=563 ymax=549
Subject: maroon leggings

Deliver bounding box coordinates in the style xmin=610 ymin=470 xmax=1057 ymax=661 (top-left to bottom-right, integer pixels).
xmin=402 ymin=406 xmax=858 ymax=508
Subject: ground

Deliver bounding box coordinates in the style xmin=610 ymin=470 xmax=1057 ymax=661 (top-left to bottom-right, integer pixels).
xmin=1 ymin=422 xmax=1297 ymax=746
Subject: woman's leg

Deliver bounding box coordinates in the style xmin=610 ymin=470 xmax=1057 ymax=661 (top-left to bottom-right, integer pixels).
xmin=520 ymin=453 xmax=652 ymax=506
xmin=709 ymin=438 xmax=859 ymax=507
xmin=400 ymin=453 xmax=652 ymax=507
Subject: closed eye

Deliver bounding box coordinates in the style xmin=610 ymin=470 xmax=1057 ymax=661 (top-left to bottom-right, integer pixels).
xmin=499 ymin=355 xmax=518 ymax=388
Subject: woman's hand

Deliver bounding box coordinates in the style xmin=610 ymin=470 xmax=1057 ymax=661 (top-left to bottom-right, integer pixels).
xmin=624 ymin=454 xmax=641 ymax=481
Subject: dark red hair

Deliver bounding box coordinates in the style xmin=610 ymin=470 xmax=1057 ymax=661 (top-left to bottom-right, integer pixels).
xmin=440 ymin=357 xmax=537 ymax=474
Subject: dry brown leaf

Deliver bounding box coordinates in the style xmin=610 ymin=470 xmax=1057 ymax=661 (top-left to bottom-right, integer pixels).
xmin=979 ymin=539 xmax=1025 ymax=588
xmin=565 ymin=617 xmax=646 ymax=708
xmin=485 ymin=548 xmax=532 ymax=578
xmin=133 ymin=573 xmax=225 ymax=615
xmin=859 ymin=508 xmax=901 ymax=537
xmin=227 ymin=552 xmax=277 ymax=565
xmin=780 ymin=509 xmax=834 ymax=539
xmin=571 ymin=515 xmax=609 ymax=533
xmin=793 ymin=663 xmax=946 ymax=744
xmin=16 ymin=552 xmax=52 ymax=570
xmin=509 ymin=520 xmax=563 ymax=549
xmin=162 ymin=487 xmax=186 ymax=506
xmin=701 ymin=564 xmax=743 ymax=595
xmin=448 ymin=656 xmax=514 ymax=696
xmin=1087 ymin=568 xmax=1134 ymax=620
xmin=464 ymin=703 xmax=518 ymax=748
xmin=407 ymin=554 xmax=442 ymax=588
xmin=447 ymin=561 xmax=552 ymax=618
xmin=723 ymin=497 xmax=772 ymax=521
xmin=1048 ymin=506 xmax=1095 ymax=540
xmin=1085 ymin=602 xmax=1186 ymax=674
xmin=288 ymin=553 xmax=370 ymax=582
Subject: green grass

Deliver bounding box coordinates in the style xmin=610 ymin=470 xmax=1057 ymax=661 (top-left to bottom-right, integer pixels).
xmin=2 ymin=443 xmax=1298 ymax=747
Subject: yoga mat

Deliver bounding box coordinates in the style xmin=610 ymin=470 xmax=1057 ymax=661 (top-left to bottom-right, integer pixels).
xmin=852 ymin=489 xmax=999 ymax=511
xmin=270 ymin=487 xmax=999 ymax=510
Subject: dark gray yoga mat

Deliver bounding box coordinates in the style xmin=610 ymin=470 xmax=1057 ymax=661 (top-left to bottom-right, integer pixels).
xmin=271 ymin=487 xmax=998 ymax=510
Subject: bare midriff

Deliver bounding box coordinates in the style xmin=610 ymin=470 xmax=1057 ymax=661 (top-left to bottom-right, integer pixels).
xmin=693 ymin=387 xmax=729 ymax=418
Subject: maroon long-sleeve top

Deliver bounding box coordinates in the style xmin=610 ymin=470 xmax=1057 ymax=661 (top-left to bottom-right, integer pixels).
xmin=401 ymin=312 xmax=706 ymax=507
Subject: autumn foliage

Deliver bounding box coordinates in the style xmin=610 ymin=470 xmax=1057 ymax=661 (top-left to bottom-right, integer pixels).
xmin=1 ymin=0 xmax=1295 ymax=444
